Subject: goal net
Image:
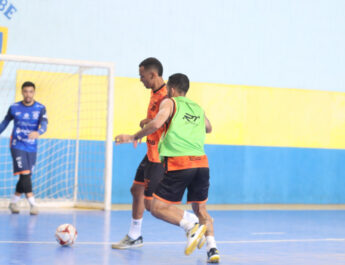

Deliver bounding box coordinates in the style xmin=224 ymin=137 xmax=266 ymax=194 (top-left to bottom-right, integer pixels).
xmin=0 ymin=54 xmax=114 ymax=210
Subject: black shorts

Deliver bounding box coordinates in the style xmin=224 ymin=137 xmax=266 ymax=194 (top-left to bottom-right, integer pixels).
xmin=153 ymin=167 xmax=210 ymax=204
xmin=10 ymin=148 xmax=37 ymax=175
xmin=134 ymin=155 xmax=165 ymax=199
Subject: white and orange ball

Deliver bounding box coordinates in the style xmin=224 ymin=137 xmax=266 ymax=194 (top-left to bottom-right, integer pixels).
xmin=55 ymin=224 xmax=77 ymax=246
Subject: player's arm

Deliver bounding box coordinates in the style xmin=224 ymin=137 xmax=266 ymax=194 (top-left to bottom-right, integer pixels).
xmin=0 ymin=107 xmax=13 ymax=135
xmin=38 ymin=107 xmax=48 ymax=135
xmin=205 ymin=114 xmax=212 ymax=133
xmin=115 ymin=98 xmax=173 ymax=144
xmin=139 ymin=118 xmax=152 ymax=129
xmin=28 ymin=107 xmax=48 ymax=139
xmin=134 ymin=99 xmax=172 ymax=140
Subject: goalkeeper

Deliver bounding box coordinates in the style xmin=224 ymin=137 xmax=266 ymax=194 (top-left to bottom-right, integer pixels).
xmin=0 ymin=81 xmax=48 ymax=215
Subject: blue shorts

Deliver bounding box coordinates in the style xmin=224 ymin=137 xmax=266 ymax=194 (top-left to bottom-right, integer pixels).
xmin=10 ymin=148 xmax=37 ymax=175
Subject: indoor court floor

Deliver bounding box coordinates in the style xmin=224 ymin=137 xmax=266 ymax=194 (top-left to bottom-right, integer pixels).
xmin=0 ymin=209 xmax=344 ymax=265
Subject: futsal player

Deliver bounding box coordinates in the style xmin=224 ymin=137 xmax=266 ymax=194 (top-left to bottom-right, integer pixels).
xmin=115 ymin=73 xmax=220 ymax=263
xmin=0 ymin=81 xmax=48 ymax=215
xmin=112 ymin=58 xmax=200 ymax=249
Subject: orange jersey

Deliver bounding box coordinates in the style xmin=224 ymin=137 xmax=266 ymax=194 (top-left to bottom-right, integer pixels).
xmin=146 ymin=84 xmax=167 ymax=163
xmin=166 ymin=155 xmax=209 ymax=171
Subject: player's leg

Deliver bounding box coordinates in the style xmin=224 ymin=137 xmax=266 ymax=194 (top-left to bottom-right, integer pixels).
xmin=188 ymin=167 xmax=220 ymax=263
xmin=142 ymin=160 xmax=165 ymax=212
xmin=111 ymin=156 xmax=147 ymax=249
xmin=9 ymin=188 xmax=22 ymax=214
xmin=129 ymin=182 xmax=145 ymax=237
xmin=25 ymin=151 xmax=38 ymax=215
xmin=192 ymin=203 xmax=219 ymax=263
xmin=151 ymin=168 xmax=207 ymax=255
xmin=9 ymin=148 xmax=26 ymax=214
xmin=150 ymin=197 xmax=206 ymax=256
xmin=144 ymin=161 xmax=198 ymax=222
xmin=131 ymin=183 xmax=145 ymax=219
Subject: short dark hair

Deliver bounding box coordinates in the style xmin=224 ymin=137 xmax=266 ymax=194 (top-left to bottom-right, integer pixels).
xmin=139 ymin=57 xmax=163 ymax=77
xmin=167 ymin=73 xmax=189 ymax=94
xmin=21 ymin=81 xmax=35 ymax=90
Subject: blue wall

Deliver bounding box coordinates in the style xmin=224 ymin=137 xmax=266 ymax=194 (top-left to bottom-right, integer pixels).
xmin=113 ymin=144 xmax=345 ymax=204
xmin=1 ymin=138 xmax=345 ymax=204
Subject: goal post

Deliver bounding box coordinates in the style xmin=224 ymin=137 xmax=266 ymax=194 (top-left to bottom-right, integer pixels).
xmin=0 ymin=54 xmax=114 ymax=210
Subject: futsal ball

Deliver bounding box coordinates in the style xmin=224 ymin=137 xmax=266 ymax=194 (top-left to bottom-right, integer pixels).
xmin=55 ymin=224 xmax=78 ymax=246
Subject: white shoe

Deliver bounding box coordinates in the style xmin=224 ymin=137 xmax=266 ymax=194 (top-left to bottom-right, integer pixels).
xmin=111 ymin=235 xmax=143 ymax=249
xmin=9 ymin=202 xmax=20 ymax=214
xmin=30 ymin=205 xmax=39 ymax=215
xmin=185 ymin=223 xmax=207 ymax=255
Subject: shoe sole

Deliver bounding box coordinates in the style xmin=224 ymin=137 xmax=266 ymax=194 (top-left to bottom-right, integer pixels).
xmin=185 ymin=225 xmax=207 ymax=256
xmin=207 ymin=255 xmax=220 ymax=263
xmin=111 ymin=243 xmax=143 ymax=249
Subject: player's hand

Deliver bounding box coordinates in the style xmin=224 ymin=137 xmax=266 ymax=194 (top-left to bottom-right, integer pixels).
xmin=114 ymin=134 xmax=135 ymax=144
xmin=28 ymin=131 xmax=40 ymax=139
xmin=133 ymin=137 xmax=143 ymax=148
xmin=139 ymin=118 xmax=152 ymax=128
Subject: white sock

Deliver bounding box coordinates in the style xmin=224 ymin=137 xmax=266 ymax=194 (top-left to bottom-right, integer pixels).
xmin=183 ymin=211 xmax=199 ymax=224
xmin=179 ymin=218 xmax=195 ymax=233
xmin=128 ymin=218 xmax=143 ymax=239
xmin=206 ymin=236 xmax=217 ymax=251
xmin=27 ymin=196 xmax=36 ymax=207
xmin=11 ymin=194 xmax=21 ymax=203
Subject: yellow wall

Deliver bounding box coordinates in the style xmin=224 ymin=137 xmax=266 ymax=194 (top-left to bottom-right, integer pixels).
xmin=189 ymin=82 xmax=345 ymax=148
xmin=0 ymin=27 xmax=8 ymax=75
xmin=16 ymin=71 xmax=345 ymax=149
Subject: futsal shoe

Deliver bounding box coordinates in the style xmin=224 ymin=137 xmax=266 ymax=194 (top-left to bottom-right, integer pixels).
xmin=9 ymin=202 xmax=20 ymax=214
xmin=111 ymin=235 xmax=143 ymax=249
xmin=30 ymin=205 xmax=39 ymax=215
xmin=185 ymin=223 xmax=207 ymax=255
xmin=207 ymin=248 xmax=220 ymax=263
xmin=197 ymin=235 xmax=206 ymax=249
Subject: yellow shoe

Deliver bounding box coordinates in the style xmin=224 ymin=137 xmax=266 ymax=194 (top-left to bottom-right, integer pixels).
xmin=198 ymin=235 xmax=206 ymax=249
xmin=185 ymin=224 xmax=207 ymax=255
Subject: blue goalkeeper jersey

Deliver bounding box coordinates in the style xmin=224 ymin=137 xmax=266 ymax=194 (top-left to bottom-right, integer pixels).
xmin=0 ymin=101 xmax=48 ymax=152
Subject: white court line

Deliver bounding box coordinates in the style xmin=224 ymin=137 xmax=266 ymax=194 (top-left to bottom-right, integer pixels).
xmin=251 ymin=232 xmax=286 ymax=235
xmin=0 ymin=238 xmax=344 ymax=245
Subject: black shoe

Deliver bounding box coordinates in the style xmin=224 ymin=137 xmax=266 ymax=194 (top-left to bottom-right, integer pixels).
xmin=111 ymin=235 xmax=143 ymax=249
xmin=207 ymin=248 xmax=220 ymax=263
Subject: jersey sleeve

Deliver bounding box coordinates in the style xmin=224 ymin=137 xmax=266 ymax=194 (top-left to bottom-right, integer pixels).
xmin=38 ymin=107 xmax=48 ymax=135
xmin=0 ymin=107 xmax=13 ymax=134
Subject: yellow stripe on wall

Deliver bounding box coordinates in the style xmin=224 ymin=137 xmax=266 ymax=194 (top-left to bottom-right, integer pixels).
xmin=0 ymin=26 xmax=8 ymax=75
xmin=16 ymin=71 xmax=345 ymax=149
xmin=189 ymin=82 xmax=345 ymax=148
